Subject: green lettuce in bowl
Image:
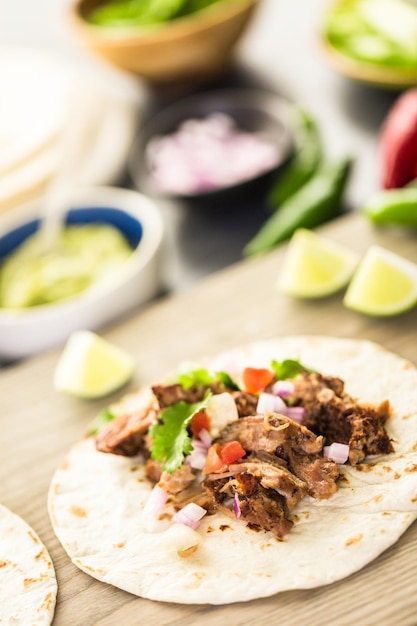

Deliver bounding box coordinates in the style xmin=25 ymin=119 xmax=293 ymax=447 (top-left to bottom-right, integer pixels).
xmin=86 ymin=0 xmax=241 ymax=28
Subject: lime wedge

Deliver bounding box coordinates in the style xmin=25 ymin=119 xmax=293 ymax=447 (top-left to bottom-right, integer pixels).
xmin=277 ymin=228 xmax=359 ymax=298
xmin=344 ymin=245 xmax=417 ymax=316
xmin=54 ymin=330 xmax=135 ymax=399
xmin=343 ymin=246 xmax=417 ymax=317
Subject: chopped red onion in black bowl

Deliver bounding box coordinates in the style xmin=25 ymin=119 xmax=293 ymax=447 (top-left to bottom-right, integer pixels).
xmin=128 ymin=89 xmax=295 ymax=205
xmin=146 ymin=112 xmax=282 ymax=195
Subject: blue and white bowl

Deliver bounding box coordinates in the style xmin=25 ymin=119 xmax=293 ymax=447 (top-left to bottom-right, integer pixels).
xmin=0 ymin=186 xmax=164 ymax=361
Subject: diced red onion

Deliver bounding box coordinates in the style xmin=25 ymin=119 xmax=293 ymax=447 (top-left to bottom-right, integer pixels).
xmin=233 ymin=492 xmax=241 ymax=519
xmin=256 ymin=392 xmax=275 ymax=413
xmin=198 ymin=428 xmax=212 ymax=448
xmin=284 ymin=406 xmax=306 ymax=424
xmin=190 ymin=439 xmax=209 ymax=455
xmin=172 ymin=503 xmax=207 ymax=530
xmin=256 ymin=392 xmax=287 ymax=415
xmin=272 ymin=380 xmax=295 ymax=398
xmin=256 ymin=392 xmax=306 ymax=424
xmin=143 ymin=484 xmax=168 ymax=518
xmin=186 ymin=450 xmax=207 ymax=470
xmin=186 ymin=430 xmax=211 ymax=470
xmin=323 ymin=442 xmax=350 ymax=464
xmin=273 ymin=395 xmax=288 ymax=413
xmin=206 ymin=393 xmax=239 ymax=436
xmin=146 ymin=112 xmax=281 ymax=195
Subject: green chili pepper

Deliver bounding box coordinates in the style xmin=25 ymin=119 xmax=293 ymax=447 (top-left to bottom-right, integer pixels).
xmin=363 ymin=187 xmax=417 ymax=227
xmin=244 ymin=156 xmax=352 ymax=257
xmin=267 ymin=109 xmax=322 ymax=210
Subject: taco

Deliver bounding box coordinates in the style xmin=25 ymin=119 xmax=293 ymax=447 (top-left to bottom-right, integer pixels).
xmin=0 ymin=504 xmax=57 ymax=624
xmin=48 ymin=336 xmax=417 ymax=604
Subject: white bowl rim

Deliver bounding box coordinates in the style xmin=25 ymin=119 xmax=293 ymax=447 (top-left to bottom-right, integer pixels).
xmin=0 ymin=185 xmax=164 ymax=325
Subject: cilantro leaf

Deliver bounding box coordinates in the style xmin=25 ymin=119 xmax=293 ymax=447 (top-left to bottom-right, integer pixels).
xmin=215 ymin=371 xmax=240 ymax=391
xmin=270 ymin=358 xmax=314 ymax=379
xmin=176 ymin=367 xmax=240 ymax=391
xmin=149 ymin=394 xmax=211 ymax=473
xmin=88 ymin=408 xmax=116 ymax=435
xmin=178 ymin=368 xmax=214 ymax=389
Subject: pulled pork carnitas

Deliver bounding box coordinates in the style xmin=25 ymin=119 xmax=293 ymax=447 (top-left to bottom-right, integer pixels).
xmin=95 ymin=363 xmax=394 ymax=539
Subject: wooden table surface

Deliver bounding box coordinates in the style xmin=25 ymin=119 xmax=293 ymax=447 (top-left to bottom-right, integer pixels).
xmin=2 ymin=213 xmax=417 ymax=626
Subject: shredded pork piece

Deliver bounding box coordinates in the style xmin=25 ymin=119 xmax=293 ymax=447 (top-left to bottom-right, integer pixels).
xmin=152 ymin=382 xmax=258 ymax=417
xmin=170 ymin=483 xmax=217 ymax=513
xmin=203 ymin=473 xmax=294 ymax=538
xmin=95 ymin=404 xmax=157 ymax=456
xmin=286 ymin=450 xmax=339 ymax=499
xmin=231 ymin=391 xmax=258 ymax=417
xmin=157 ymin=464 xmax=196 ymax=495
xmin=202 ymin=412 xmax=339 ymax=537
xmin=152 ymin=381 xmax=226 ymax=409
xmin=145 ymin=458 xmax=162 ymax=483
xmin=292 ymin=373 xmax=394 ymax=464
xmin=347 ymin=401 xmax=393 ymax=464
xmin=229 ymin=453 xmax=308 ymax=510
xmin=220 ymin=413 xmax=324 ymax=455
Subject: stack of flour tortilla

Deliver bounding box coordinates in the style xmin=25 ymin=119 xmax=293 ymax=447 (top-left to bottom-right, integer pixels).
xmin=0 ymin=46 xmax=138 ymax=214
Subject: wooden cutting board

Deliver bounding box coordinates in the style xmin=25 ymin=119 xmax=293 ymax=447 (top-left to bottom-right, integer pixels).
xmin=2 ymin=213 xmax=417 ymax=626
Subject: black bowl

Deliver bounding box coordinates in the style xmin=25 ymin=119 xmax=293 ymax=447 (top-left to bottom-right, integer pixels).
xmin=128 ymin=88 xmax=295 ymax=207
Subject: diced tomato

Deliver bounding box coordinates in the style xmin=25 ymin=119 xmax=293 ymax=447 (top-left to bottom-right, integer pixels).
xmin=190 ymin=410 xmax=211 ymax=437
xmin=242 ymin=367 xmax=275 ymax=394
xmin=202 ymin=443 xmax=224 ymax=474
xmin=202 ymin=440 xmax=246 ymax=474
xmin=218 ymin=440 xmax=246 ymax=465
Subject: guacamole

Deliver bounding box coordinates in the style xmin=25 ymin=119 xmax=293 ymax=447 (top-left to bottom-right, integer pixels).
xmin=0 ymin=224 xmax=133 ymax=309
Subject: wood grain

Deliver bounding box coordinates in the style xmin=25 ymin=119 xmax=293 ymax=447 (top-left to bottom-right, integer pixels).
xmin=2 ymin=213 xmax=417 ymax=626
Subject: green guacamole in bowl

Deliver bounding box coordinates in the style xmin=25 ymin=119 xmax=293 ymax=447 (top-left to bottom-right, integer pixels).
xmin=0 ymin=224 xmax=133 ymax=309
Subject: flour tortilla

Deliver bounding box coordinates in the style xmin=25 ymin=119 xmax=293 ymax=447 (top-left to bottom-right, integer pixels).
xmin=0 ymin=504 xmax=57 ymax=624
xmin=48 ymin=336 xmax=417 ymax=604
xmin=0 ymin=46 xmax=138 ymax=214
xmin=0 ymin=47 xmax=71 ymax=175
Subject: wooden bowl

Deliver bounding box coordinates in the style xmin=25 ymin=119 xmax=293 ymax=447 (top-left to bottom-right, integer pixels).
xmin=68 ymin=0 xmax=261 ymax=86
xmin=319 ymin=0 xmax=417 ymax=90
xmin=320 ymin=36 xmax=417 ymax=90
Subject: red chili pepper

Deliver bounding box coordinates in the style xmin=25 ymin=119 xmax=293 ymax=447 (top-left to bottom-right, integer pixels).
xmin=379 ymin=89 xmax=417 ymax=189
xmin=242 ymin=367 xmax=275 ymax=394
